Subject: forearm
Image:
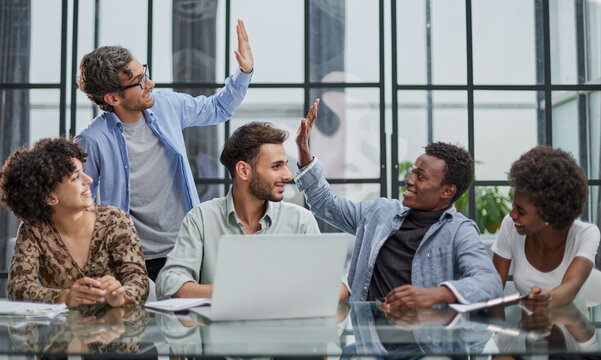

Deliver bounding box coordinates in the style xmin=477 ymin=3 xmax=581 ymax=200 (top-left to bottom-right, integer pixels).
xmin=173 ymin=282 xmax=213 ymax=298
xmin=298 ymin=143 xmax=313 ymax=167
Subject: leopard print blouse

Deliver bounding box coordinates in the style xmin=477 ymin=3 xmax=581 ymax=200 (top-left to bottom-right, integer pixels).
xmin=8 ymin=205 xmax=148 ymax=305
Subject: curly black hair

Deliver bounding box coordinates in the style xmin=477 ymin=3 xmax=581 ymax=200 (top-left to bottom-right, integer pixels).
xmin=0 ymin=138 xmax=87 ymax=224
xmin=78 ymin=46 xmax=133 ymax=112
xmin=508 ymin=146 xmax=587 ymax=230
xmin=424 ymin=142 xmax=474 ymax=203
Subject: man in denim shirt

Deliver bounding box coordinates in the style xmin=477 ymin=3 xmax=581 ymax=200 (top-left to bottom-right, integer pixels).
xmin=295 ymin=99 xmax=502 ymax=309
xmin=75 ymin=21 xmax=253 ymax=281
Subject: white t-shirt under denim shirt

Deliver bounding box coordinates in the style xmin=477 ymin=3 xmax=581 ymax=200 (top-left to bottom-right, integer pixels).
xmin=492 ymin=214 xmax=600 ymax=295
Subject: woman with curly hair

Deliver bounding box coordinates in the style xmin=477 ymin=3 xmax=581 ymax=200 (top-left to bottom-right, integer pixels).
xmin=0 ymin=138 xmax=148 ymax=308
xmin=492 ymin=146 xmax=600 ymax=309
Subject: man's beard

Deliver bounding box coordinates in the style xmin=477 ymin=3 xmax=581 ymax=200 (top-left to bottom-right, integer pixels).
xmin=249 ymin=173 xmax=283 ymax=202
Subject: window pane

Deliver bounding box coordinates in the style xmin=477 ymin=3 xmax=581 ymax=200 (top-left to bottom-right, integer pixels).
xmin=552 ymin=91 xmax=601 ymax=179
xmin=309 ymin=88 xmax=381 ymax=178
xmin=396 ymin=0 xmax=467 ymax=85
xmin=472 ymin=0 xmax=540 ymax=84
xmin=231 ymin=0 xmax=303 ymax=83
xmin=397 ymin=91 xmax=468 ymax=165
xmin=152 ymin=0 xmax=225 ymax=83
xmin=549 ymin=0 xmax=578 ymax=84
xmin=229 ymin=88 xmax=304 ymax=170
xmin=474 ymin=91 xmax=540 ymax=180
xmin=551 ymin=91 xmax=581 ymax=163
xmin=309 ymin=0 xmax=379 ymax=83
xmin=586 ymin=1 xmax=601 ymax=82
xmin=98 ymin=0 xmax=148 ymax=57
xmin=30 ymin=0 xmax=62 ymax=83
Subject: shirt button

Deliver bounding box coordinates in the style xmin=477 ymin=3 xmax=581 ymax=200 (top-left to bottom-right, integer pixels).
xmin=364 ymin=286 xmax=368 ymax=291
xmin=124 ymin=165 xmax=128 ymax=168
xmin=369 ymin=263 xmax=374 ymax=269
xmin=427 ymin=253 xmax=431 ymax=258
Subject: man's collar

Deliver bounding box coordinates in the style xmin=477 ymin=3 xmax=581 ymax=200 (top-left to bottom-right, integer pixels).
xmin=106 ymin=109 xmax=154 ymax=131
xmin=225 ymin=190 xmax=273 ymax=226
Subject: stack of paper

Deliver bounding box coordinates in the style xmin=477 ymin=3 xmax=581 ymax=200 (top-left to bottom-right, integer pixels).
xmin=144 ymin=297 xmax=212 ymax=312
xmin=0 ymin=299 xmax=68 ymax=319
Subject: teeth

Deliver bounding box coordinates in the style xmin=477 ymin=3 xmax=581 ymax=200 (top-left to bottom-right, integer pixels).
xmin=515 ymin=223 xmax=524 ymax=226
xmin=82 ymin=190 xmax=91 ymax=197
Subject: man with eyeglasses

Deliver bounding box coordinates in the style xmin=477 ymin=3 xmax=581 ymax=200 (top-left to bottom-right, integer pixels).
xmin=75 ymin=20 xmax=253 ymax=281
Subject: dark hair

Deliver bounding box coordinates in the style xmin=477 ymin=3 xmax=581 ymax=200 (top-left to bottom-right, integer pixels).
xmin=509 ymin=146 xmax=587 ymax=230
xmin=220 ymin=122 xmax=288 ymax=178
xmin=78 ymin=46 xmax=133 ymax=112
xmin=424 ymin=142 xmax=474 ymax=203
xmin=0 ymin=138 xmax=87 ymax=224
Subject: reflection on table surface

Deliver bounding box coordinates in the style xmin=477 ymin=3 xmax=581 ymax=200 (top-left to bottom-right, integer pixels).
xmin=0 ymin=300 xmax=600 ymax=358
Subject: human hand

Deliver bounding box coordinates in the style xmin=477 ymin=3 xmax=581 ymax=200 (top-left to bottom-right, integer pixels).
xmin=383 ymin=285 xmax=454 ymax=311
xmin=234 ymin=19 xmax=253 ymax=73
xmin=96 ymin=275 xmax=127 ymax=307
xmin=295 ymin=98 xmax=319 ymax=167
xmin=520 ymin=286 xmax=552 ymax=312
xmin=70 ymin=309 xmax=126 ymax=345
xmin=65 ymin=277 xmax=106 ymax=309
xmin=382 ymin=307 xmax=457 ymax=330
xmin=518 ymin=311 xmax=553 ymax=336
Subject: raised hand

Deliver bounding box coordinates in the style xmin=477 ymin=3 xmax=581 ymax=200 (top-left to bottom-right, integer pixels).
xmin=295 ymin=99 xmax=320 ymax=167
xmin=235 ymin=19 xmax=254 ymax=74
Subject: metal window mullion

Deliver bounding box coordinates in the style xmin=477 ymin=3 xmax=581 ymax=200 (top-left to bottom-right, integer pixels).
xmin=69 ymin=0 xmax=80 ymax=137
xmin=391 ymin=0 xmax=399 ymax=200
xmin=466 ymin=0 xmax=475 ymax=220
xmin=59 ymin=0 xmax=68 ymax=137
xmin=379 ymin=0 xmax=386 ymax=198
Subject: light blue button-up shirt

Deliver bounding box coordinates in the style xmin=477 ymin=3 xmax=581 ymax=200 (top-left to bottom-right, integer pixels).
xmin=75 ymin=69 xmax=252 ymax=214
xmin=295 ymin=158 xmax=503 ymax=304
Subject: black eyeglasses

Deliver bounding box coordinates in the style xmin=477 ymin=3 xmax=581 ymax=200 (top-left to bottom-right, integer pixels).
xmin=121 ymin=64 xmax=149 ymax=91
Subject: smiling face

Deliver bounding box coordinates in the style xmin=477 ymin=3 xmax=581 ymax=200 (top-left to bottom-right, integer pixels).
xmin=47 ymin=158 xmax=94 ymax=212
xmin=116 ymin=58 xmax=155 ymax=114
xmin=402 ymin=154 xmax=455 ymax=212
xmin=247 ymin=143 xmax=293 ymax=202
xmin=509 ymin=189 xmax=548 ymax=236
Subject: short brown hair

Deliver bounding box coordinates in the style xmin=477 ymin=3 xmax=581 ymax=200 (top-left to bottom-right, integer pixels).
xmin=509 ymin=146 xmax=588 ymax=230
xmin=220 ymin=122 xmax=288 ymax=178
xmin=0 ymin=138 xmax=87 ymax=224
xmin=78 ymin=46 xmax=133 ymax=112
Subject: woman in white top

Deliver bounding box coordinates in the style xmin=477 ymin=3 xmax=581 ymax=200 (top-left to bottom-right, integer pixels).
xmin=492 ymin=147 xmax=600 ymax=309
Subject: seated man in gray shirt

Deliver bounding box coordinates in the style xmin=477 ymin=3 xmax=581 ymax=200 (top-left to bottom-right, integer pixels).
xmin=156 ymin=122 xmax=321 ymax=299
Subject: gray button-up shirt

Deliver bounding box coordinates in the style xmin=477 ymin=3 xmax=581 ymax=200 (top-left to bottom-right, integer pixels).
xmin=156 ymin=191 xmax=320 ymax=299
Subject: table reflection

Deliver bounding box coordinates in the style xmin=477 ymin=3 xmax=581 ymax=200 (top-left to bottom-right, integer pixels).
xmin=6 ymin=304 xmax=148 ymax=355
xmin=0 ymin=301 xmax=598 ymax=358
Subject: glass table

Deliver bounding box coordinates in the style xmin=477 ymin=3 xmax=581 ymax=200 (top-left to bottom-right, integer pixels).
xmin=0 ymin=300 xmax=600 ymax=358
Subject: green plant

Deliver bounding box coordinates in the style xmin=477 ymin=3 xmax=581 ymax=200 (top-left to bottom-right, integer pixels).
xmin=454 ymin=187 xmax=512 ymax=234
xmin=398 ymin=161 xmax=512 ymax=234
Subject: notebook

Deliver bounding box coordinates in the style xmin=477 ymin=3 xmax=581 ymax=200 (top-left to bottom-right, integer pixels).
xmin=190 ymin=233 xmax=350 ymax=322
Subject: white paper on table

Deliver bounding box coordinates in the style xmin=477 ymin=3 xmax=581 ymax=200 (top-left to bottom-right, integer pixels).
xmin=144 ymin=297 xmax=212 ymax=312
xmin=449 ymin=293 xmax=526 ymax=313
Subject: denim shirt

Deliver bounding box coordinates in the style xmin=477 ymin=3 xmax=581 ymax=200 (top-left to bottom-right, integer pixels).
xmin=75 ymin=69 xmax=252 ymax=213
xmin=295 ymin=158 xmax=502 ymax=304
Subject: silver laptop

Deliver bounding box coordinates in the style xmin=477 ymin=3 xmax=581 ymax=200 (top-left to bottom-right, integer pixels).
xmin=191 ymin=233 xmax=350 ymax=321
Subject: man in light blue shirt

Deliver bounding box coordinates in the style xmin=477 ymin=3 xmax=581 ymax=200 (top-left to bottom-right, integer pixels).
xmin=75 ymin=21 xmax=253 ymax=281
xmin=295 ymin=99 xmax=502 ymax=309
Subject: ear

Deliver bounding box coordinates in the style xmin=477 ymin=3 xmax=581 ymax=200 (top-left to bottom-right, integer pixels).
xmin=45 ymin=194 xmax=59 ymax=206
xmin=440 ymin=184 xmax=456 ymax=201
xmin=235 ymin=161 xmax=252 ymax=181
xmin=103 ymin=93 xmax=121 ymax=107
